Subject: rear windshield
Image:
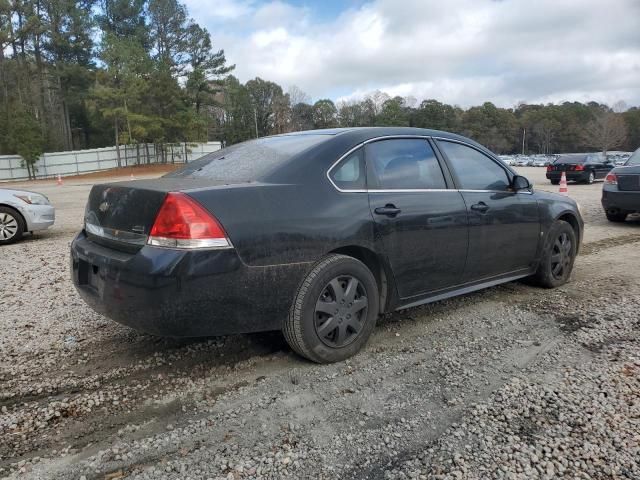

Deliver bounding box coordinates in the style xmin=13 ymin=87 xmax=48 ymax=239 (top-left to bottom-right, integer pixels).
xmin=165 ymin=134 xmax=330 ymax=182
xmin=627 ymin=149 xmax=640 ymax=166
xmin=555 ymin=155 xmax=588 ymax=164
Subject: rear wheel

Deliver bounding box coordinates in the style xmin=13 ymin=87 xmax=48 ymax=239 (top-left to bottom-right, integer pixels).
xmin=531 ymin=220 xmax=577 ymax=288
xmin=606 ymin=211 xmax=628 ymax=223
xmin=586 ymin=171 xmax=595 ymax=184
xmin=0 ymin=206 xmax=24 ymax=245
xmin=284 ymin=254 xmax=379 ymax=363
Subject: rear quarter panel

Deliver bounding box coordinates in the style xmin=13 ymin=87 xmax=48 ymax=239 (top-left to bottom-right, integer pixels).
xmin=186 ymin=181 xmax=375 ymax=267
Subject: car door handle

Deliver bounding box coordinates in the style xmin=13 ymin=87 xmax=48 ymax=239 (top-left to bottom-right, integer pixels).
xmin=470 ymin=202 xmax=489 ymax=213
xmin=374 ymin=205 xmax=401 ymax=217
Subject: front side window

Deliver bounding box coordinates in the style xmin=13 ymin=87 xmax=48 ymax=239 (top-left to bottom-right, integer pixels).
xmin=366 ymin=139 xmax=447 ymax=190
xmin=330 ymin=148 xmax=365 ymax=190
xmin=437 ymin=141 xmax=510 ymax=191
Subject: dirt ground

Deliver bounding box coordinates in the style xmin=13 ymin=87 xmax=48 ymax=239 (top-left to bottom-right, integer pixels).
xmin=1 ymin=167 xmax=639 ymax=479
xmin=7 ymin=164 xmax=180 ymax=187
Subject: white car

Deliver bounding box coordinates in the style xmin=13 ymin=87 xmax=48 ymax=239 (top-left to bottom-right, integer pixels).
xmin=0 ymin=188 xmax=55 ymax=244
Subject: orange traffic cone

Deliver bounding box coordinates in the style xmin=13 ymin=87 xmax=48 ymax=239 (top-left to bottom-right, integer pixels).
xmin=559 ymin=171 xmax=568 ymax=196
xmin=130 ymin=173 xmax=135 ymax=181
xmin=56 ymin=174 xmax=63 ymax=186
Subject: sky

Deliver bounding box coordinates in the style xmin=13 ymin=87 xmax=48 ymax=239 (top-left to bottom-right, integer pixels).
xmin=183 ymin=0 xmax=640 ymax=108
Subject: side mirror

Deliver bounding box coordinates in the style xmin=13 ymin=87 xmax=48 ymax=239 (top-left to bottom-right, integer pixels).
xmin=512 ymin=175 xmax=531 ymax=191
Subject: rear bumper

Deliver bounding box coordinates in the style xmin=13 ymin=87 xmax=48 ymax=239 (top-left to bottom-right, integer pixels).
xmin=601 ymin=189 xmax=640 ymax=213
xmin=546 ymin=172 xmax=590 ymax=182
xmin=70 ymin=232 xmax=310 ymax=337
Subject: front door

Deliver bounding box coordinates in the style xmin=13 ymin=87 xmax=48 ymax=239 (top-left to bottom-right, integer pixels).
xmin=436 ymin=139 xmax=540 ymax=282
xmin=365 ymin=138 xmax=469 ymax=299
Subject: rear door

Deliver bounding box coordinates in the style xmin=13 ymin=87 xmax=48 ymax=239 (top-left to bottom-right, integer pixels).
xmin=365 ymin=138 xmax=468 ymax=299
xmin=435 ymin=139 xmax=540 ymax=282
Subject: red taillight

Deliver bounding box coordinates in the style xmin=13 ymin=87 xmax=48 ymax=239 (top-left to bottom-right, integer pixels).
xmin=605 ymin=173 xmax=618 ymax=185
xmin=148 ymin=192 xmax=230 ymax=249
xmin=546 ymin=165 xmax=553 ymax=171
xmin=574 ymin=164 xmax=585 ymax=171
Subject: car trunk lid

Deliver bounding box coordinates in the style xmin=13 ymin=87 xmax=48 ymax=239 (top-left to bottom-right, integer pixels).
xmin=549 ymin=163 xmax=585 ymax=172
xmin=84 ymin=178 xmax=226 ymax=252
xmin=615 ymin=166 xmax=640 ymax=191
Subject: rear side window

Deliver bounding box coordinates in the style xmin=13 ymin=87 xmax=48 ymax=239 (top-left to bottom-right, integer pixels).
xmin=330 ymin=148 xmax=366 ymax=190
xmin=366 ymin=139 xmax=447 ymax=190
xmin=437 ymin=140 xmax=510 ymax=191
xmin=165 ymin=135 xmax=330 ymax=182
xmin=627 ymin=149 xmax=640 ymax=166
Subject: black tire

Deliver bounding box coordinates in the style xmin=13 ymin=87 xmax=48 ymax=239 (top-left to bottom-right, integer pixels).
xmin=530 ymin=220 xmax=577 ymax=288
xmin=606 ymin=211 xmax=627 ymax=223
xmin=284 ymin=254 xmax=379 ymax=363
xmin=585 ymin=171 xmax=595 ymax=184
xmin=550 ymin=180 xmax=560 ymax=185
xmin=0 ymin=206 xmax=24 ymax=245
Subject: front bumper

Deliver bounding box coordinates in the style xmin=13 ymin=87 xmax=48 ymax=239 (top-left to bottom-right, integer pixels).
xmin=601 ymin=189 xmax=640 ymax=213
xmin=20 ymin=204 xmax=55 ymax=231
xmin=70 ymin=232 xmax=310 ymax=337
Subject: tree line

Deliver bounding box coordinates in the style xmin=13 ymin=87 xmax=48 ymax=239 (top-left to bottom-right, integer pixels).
xmin=217 ymin=82 xmax=638 ymax=157
xmin=1 ymin=1 xmax=638 ymax=178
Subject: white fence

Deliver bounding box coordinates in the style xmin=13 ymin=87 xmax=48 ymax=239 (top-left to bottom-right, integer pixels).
xmin=0 ymin=142 xmax=222 ymax=182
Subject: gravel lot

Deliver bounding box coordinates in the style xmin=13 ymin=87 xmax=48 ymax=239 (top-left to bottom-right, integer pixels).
xmin=1 ymin=167 xmax=639 ymax=479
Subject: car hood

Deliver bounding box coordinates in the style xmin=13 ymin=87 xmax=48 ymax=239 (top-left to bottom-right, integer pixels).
xmin=0 ymin=188 xmax=52 ymax=203
xmin=0 ymin=188 xmax=48 ymax=197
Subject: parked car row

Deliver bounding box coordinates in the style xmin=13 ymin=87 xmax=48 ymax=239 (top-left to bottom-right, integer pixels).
xmin=602 ymin=147 xmax=640 ymax=222
xmin=499 ymin=155 xmax=556 ymax=167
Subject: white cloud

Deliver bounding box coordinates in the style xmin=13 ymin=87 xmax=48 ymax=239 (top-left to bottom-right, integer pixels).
xmin=195 ymin=0 xmax=640 ymax=107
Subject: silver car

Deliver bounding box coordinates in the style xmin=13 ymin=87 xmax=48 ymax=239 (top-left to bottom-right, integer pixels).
xmin=0 ymin=188 xmax=55 ymax=244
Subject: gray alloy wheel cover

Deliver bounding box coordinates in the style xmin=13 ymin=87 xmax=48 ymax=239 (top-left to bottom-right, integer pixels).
xmin=0 ymin=212 xmax=18 ymax=240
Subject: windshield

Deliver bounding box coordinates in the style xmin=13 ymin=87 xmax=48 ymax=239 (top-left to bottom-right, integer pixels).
xmin=165 ymin=134 xmax=331 ymax=182
xmin=626 ymin=149 xmax=640 ymax=166
xmin=554 ymin=155 xmax=587 ymax=165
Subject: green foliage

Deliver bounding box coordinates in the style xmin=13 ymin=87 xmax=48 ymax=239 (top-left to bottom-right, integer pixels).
xmin=6 ymin=110 xmax=44 ymax=178
xmin=312 ymin=99 xmax=337 ymax=128
xmin=0 ymin=0 xmax=638 ymax=157
xmin=0 ymin=0 xmax=233 ymax=155
xmin=376 ymin=97 xmax=409 ymax=127
xmin=246 ymin=77 xmax=286 ymax=137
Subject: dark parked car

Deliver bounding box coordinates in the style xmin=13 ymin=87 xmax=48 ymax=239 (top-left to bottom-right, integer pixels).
xmin=602 ymin=147 xmax=640 ymax=222
xmin=546 ymin=154 xmax=613 ymax=185
xmin=71 ymin=128 xmax=584 ymax=363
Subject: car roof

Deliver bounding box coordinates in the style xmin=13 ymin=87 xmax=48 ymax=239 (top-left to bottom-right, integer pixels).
xmin=265 ymin=127 xmax=489 ymax=153
xmin=270 ymin=126 xmax=473 ymax=142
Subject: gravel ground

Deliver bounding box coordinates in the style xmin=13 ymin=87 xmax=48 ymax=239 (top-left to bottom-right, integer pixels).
xmin=1 ymin=167 xmax=639 ymax=479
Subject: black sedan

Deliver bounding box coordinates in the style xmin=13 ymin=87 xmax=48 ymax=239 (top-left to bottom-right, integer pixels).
xmin=602 ymin=147 xmax=640 ymax=222
xmin=546 ymin=154 xmax=613 ymax=185
xmin=71 ymin=127 xmax=584 ymax=363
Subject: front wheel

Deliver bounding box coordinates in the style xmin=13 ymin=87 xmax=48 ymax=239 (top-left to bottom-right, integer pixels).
xmin=550 ymin=180 xmax=560 ymax=185
xmin=0 ymin=207 xmax=24 ymax=245
xmin=284 ymin=254 xmax=379 ymax=363
xmin=530 ymin=220 xmax=577 ymax=288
